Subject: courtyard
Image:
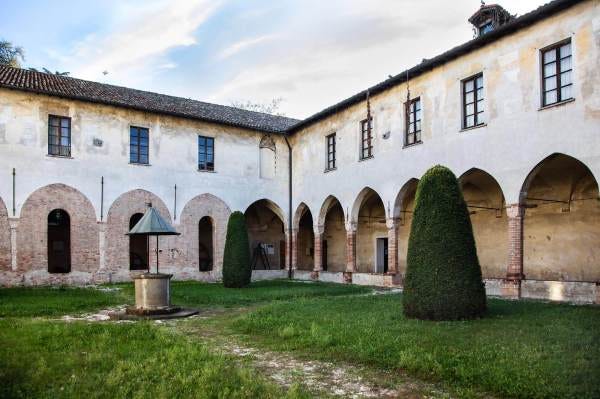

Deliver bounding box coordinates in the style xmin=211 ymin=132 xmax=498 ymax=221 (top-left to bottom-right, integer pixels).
xmin=1 ymin=280 xmax=598 ymax=399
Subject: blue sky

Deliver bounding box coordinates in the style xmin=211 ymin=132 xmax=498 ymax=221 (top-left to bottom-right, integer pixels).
xmin=2 ymin=0 xmax=547 ymax=118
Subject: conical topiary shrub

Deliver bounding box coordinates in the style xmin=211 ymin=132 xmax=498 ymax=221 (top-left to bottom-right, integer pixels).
xmin=403 ymin=165 xmax=486 ymax=320
xmin=222 ymin=211 xmax=252 ymax=288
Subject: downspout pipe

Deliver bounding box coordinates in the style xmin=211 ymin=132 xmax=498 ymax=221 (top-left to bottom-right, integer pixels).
xmin=284 ymin=135 xmax=293 ymax=279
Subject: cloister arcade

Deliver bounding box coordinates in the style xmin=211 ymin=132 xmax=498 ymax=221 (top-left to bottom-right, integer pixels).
xmin=0 ymin=153 xmax=598 ymax=302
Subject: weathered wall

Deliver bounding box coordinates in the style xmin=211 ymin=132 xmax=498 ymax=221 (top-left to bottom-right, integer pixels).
xmin=0 ymin=197 xmax=11 ymax=271
xmin=355 ymin=193 xmax=387 ymax=273
xmin=179 ymin=193 xmax=230 ymax=279
xmin=290 ymin=1 xmax=600 ymax=285
xmin=323 ymin=202 xmax=346 ymax=272
xmin=16 ymin=183 xmax=99 ymax=284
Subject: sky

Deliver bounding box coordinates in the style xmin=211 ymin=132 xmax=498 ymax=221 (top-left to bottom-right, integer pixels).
xmin=2 ymin=0 xmax=548 ymax=119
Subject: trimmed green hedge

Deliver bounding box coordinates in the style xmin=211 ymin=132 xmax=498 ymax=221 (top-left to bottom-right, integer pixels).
xmin=222 ymin=211 xmax=252 ymax=288
xmin=403 ymin=165 xmax=486 ymax=320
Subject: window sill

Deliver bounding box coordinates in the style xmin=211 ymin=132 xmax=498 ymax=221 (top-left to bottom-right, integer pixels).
xmin=324 ymin=167 xmax=337 ymax=173
xmin=197 ymin=169 xmax=216 ymax=173
xmin=403 ymin=141 xmax=423 ymax=149
xmin=129 ymin=162 xmax=151 ymax=166
xmin=539 ymin=98 xmax=575 ymax=111
xmin=460 ymin=123 xmax=487 ymax=133
xmin=359 ymin=155 xmax=374 ymax=162
xmin=46 ymin=154 xmax=73 ymax=159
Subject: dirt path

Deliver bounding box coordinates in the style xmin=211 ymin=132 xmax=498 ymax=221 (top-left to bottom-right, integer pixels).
xmin=60 ymin=303 xmax=454 ymax=398
xmin=175 ymin=310 xmax=453 ymax=399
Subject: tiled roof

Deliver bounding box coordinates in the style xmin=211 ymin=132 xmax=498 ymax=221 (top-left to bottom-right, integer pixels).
xmin=0 ymin=65 xmax=299 ymax=134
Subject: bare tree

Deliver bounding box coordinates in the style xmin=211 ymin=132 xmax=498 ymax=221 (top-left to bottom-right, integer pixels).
xmin=0 ymin=40 xmax=25 ymax=67
xmin=230 ymin=97 xmax=286 ymax=116
xmin=28 ymin=67 xmax=70 ymax=76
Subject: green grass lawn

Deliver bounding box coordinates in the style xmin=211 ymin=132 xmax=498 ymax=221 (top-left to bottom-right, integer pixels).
xmin=0 ymin=319 xmax=310 ymax=399
xmin=230 ymin=294 xmax=600 ymax=399
xmin=1 ymin=280 xmax=599 ymax=398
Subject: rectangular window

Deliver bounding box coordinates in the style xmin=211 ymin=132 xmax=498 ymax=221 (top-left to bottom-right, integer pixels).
xmin=198 ymin=135 xmax=214 ymax=171
xmin=48 ymin=115 xmax=71 ymax=157
xmin=405 ymin=97 xmax=422 ymax=146
xmin=326 ymin=133 xmax=336 ymax=171
xmin=541 ymin=39 xmax=572 ymax=106
xmin=462 ymin=74 xmax=485 ymax=129
xmin=130 ymin=126 xmax=149 ymax=164
xmin=360 ymin=118 xmax=373 ymax=160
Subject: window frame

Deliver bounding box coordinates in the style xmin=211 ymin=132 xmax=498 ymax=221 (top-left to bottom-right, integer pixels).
xmin=540 ymin=38 xmax=573 ymax=107
xmin=461 ymin=73 xmax=485 ymax=130
xmin=198 ymin=135 xmax=215 ymax=172
xmin=129 ymin=126 xmax=150 ymax=165
xmin=325 ymin=132 xmax=336 ymax=171
xmin=404 ymin=97 xmax=422 ymax=146
xmin=359 ymin=117 xmax=373 ymax=161
xmin=48 ymin=115 xmax=71 ymax=157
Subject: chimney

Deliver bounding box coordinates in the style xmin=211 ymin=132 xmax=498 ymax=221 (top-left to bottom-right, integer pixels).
xmin=468 ymin=2 xmax=514 ymax=37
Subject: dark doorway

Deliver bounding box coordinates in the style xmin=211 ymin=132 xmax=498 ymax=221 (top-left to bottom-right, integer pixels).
xmin=279 ymin=240 xmax=286 ymax=270
xmin=129 ymin=213 xmax=148 ymax=270
xmin=376 ymin=237 xmax=388 ymax=273
xmin=198 ymin=216 xmax=213 ymax=271
xmin=48 ymin=209 xmax=71 ymax=273
xmin=322 ymin=240 xmax=328 ymax=271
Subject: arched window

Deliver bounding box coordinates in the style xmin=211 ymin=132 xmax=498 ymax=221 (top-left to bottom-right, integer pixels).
xmin=129 ymin=213 xmax=148 ymax=270
xmin=259 ymin=134 xmax=276 ymax=179
xmin=48 ymin=209 xmax=71 ymax=273
xmin=198 ymin=216 xmax=213 ymax=271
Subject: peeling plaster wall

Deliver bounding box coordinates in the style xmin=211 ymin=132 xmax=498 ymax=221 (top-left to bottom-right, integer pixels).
xmin=291 ymin=1 xmax=600 ymax=284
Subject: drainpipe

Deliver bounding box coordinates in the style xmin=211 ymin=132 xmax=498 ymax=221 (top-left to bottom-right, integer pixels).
xmin=284 ymin=135 xmax=293 ymax=279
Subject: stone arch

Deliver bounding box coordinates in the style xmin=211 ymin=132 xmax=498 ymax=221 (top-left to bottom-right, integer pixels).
xmin=17 ymin=183 xmax=99 ymax=276
xmin=351 ymin=187 xmax=387 ymax=273
xmin=293 ymin=203 xmax=314 ymax=271
xmin=318 ymin=195 xmax=346 ymax=272
xmin=392 ymin=179 xmax=419 ymax=275
xmin=0 ymin=197 xmax=10 ymax=271
xmin=245 ymin=199 xmax=286 ymax=270
xmin=459 ymin=168 xmax=507 ymax=278
xmin=519 ymin=153 xmax=600 ymax=281
xmin=179 ymin=193 xmax=231 ymax=276
xmin=105 ymin=189 xmax=171 ymax=279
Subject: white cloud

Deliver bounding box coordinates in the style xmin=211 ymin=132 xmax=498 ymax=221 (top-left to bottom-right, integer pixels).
xmin=61 ymin=0 xmax=220 ymax=85
xmin=217 ymin=34 xmax=277 ymax=60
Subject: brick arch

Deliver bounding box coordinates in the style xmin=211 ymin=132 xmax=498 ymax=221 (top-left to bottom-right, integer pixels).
xmin=0 ymin=196 xmax=11 ymax=271
xmin=105 ymin=189 xmax=171 ymax=277
xmin=17 ymin=183 xmax=99 ymax=274
xmin=179 ymin=193 xmax=231 ymax=276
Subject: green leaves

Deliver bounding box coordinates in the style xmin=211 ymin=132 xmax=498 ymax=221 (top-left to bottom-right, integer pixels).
xmin=222 ymin=211 xmax=252 ymax=288
xmin=403 ymin=165 xmax=487 ymax=321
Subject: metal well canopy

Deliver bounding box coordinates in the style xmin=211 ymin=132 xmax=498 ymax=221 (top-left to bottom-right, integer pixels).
xmin=127 ymin=206 xmax=180 ymax=236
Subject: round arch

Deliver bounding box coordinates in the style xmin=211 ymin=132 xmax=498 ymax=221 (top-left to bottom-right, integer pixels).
xmin=392 ymin=178 xmax=420 ymax=221
xmin=351 ymin=187 xmax=387 ymax=273
xmin=105 ymin=189 xmax=172 ymax=278
xmin=180 ymin=193 xmax=231 ymax=275
xmin=245 ymin=199 xmax=287 ymax=270
xmin=350 ymin=187 xmax=386 ymax=226
xmin=518 ymin=153 xmax=600 ymax=282
xmin=0 ymin=196 xmax=10 ymax=271
xmin=17 ymin=183 xmax=98 ymax=274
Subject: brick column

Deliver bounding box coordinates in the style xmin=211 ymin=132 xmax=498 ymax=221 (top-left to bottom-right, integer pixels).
xmin=502 ymin=204 xmax=524 ymax=299
xmin=344 ymin=223 xmax=356 ymax=283
xmin=386 ymin=218 xmax=398 ymax=275
xmin=290 ymin=228 xmax=298 ymax=272
xmin=313 ymin=228 xmax=323 ymax=274
xmin=285 ymin=230 xmax=292 ymax=272
xmin=8 ymin=218 xmax=18 ymax=271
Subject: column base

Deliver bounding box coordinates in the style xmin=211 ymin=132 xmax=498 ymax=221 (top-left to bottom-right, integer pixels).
xmin=310 ymin=271 xmax=320 ymax=280
xmin=343 ymin=272 xmax=353 ymax=284
xmin=501 ymin=279 xmax=521 ymax=299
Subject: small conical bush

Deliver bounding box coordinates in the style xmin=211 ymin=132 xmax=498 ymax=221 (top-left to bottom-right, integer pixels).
xmin=403 ymin=165 xmax=486 ymax=320
xmin=222 ymin=211 xmax=252 ymax=288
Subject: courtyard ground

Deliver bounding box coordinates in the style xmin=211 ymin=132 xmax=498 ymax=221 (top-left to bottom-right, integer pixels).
xmin=0 ymin=280 xmax=598 ymax=398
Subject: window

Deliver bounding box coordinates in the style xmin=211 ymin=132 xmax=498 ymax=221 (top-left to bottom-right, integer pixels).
xmin=326 ymin=133 xmax=336 ymax=170
xmin=405 ymin=97 xmax=422 ymax=146
xmin=360 ymin=118 xmax=373 ymax=160
xmin=198 ymin=135 xmax=214 ymax=171
xmin=541 ymin=40 xmax=572 ymax=106
xmin=462 ymin=74 xmax=485 ymax=129
xmin=130 ymin=126 xmax=149 ymax=164
xmin=48 ymin=115 xmax=71 ymax=157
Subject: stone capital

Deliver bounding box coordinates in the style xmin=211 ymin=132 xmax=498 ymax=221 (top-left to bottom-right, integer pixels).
xmin=506 ymin=203 xmax=524 ymax=219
